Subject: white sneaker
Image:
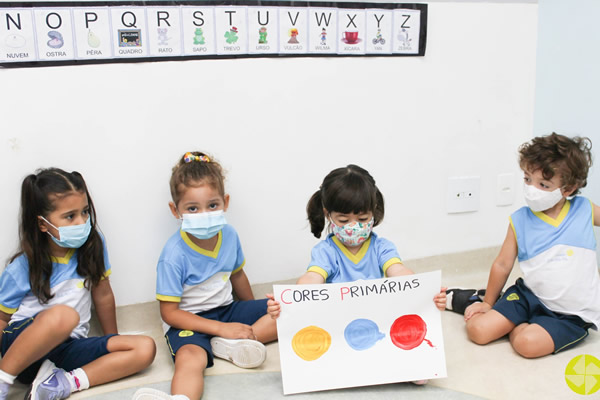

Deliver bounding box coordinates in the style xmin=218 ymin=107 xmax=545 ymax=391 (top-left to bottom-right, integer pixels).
xmin=132 ymin=388 xmax=189 ymax=400
xmin=210 ymin=337 xmax=266 ymax=368
xmin=0 ymin=381 xmax=9 ymax=400
xmin=26 ymin=359 xmax=72 ymax=400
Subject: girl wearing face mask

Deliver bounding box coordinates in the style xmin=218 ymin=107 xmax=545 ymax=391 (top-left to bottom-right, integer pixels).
xmin=135 ymin=152 xmax=277 ymax=400
xmin=462 ymin=133 xmax=600 ymax=359
xmin=266 ymin=165 xmax=447 ymax=383
xmin=0 ymin=168 xmax=156 ymax=400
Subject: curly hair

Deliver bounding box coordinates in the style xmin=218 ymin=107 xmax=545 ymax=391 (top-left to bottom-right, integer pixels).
xmin=519 ymin=132 xmax=593 ymax=196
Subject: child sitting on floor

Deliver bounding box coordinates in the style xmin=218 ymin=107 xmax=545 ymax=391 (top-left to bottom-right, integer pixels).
xmin=134 ymin=152 xmax=277 ymax=400
xmin=453 ymin=133 xmax=600 ymax=358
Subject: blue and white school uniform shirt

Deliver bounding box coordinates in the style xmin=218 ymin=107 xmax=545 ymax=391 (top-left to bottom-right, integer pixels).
xmin=307 ymin=232 xmax=402 ymax=283
xmin=510 ymin=196 xmax=600 ymax=329
xmin=156 ymin=225 xmax=245 ymax=333
xmin=0 ymin=241 xmax=112 ymax=339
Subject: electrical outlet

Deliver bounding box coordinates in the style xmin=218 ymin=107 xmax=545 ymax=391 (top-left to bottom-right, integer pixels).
xmin=447 ymin=176 xmax=480 ymax=213
xmin=496 ymin=173 xmax=515 ymax=206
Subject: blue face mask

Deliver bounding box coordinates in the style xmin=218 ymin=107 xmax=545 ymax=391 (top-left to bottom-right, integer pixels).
xmin=41 ymin=217 xmax=92 ymax=249
xmin=180 ymin=210 xmax=227 ymax=240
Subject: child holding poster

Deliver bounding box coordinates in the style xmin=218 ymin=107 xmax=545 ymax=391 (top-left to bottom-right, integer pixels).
xmin=460 ymin=133 xmax=600 ymax=358
xmin=267 ymin=164 xmax=446 ymax=383
xmin=268 ymin=164 xmax=446 ymax=304
xmin=134 ymin=152 xmax=277 ymax=400
xmin=0 ymin=168 xmax=156 ymax=400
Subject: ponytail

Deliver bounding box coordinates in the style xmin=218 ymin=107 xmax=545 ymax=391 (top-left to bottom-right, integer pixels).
xmin=15 ymin=173 xmax=54 ymax=302
xmin=373 ymin=188 xmax=385 ymax=226
xmin=306 ymin=190 xmax=326 ymax=238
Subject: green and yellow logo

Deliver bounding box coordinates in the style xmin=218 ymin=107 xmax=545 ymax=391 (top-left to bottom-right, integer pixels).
xmin=565 ymin=354 xmax=600 ymax=395
xmin=179 ymin=330 xmax=194 ymax=337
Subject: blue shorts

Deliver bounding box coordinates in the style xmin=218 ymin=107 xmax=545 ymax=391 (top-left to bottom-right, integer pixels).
xmin=1 ymin=318 xmax=117 ymax=384
xmin=493 ymin=278 xmax=593 ymax=353
xmin=165 ymin=299 xmax=268 ymax=368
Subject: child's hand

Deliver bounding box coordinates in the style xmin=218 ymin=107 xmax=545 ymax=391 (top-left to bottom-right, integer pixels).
xmin=464 ymin=301 xmax=491 ymax=321
xmin=218 ymin=322 xmax=256 ymax=340
xmin=434 ymin=287 xmax=447 ymax=311
xmin=266 ymin=293 xmax=281 ymax=320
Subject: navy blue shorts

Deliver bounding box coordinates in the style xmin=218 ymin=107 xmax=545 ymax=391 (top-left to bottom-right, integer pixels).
xmin=1 ymin=318 xmax=117 ymax=384
xmin=493 ymin=278 xmax=593 ymax=353
xmin=165 ymin=299 xmax=268 ymax=368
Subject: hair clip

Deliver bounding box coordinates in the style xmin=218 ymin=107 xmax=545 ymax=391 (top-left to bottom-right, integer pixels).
xmin=183 ymin=152 xmax=211 ymax=163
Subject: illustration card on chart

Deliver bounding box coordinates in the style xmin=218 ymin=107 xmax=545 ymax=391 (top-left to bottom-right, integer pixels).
xmin=147 ymin=7 xmax=183 ymax=57
xmin=273 ymin=270 xmax=447 ymax=395
xmin=72 ymin=8 xmax=112 ymax=59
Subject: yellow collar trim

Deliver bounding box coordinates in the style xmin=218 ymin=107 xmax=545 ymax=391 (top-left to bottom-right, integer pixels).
xmin=332 ymin=235 xmax=371 ymax=264
xmin=50 ymin=248 xmax=75 ymax=264
xmin=533 ymin=200 xmax=570 ymax=228
xmin=181 ymin=230 xmax=222 ymax=258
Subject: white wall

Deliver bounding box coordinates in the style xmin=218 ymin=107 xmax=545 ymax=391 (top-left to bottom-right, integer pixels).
xmin=534 ymin=0 xmax=600 ymax=261
xmin=534 ymin=0 xmax=600 ymax=201
xmin=0 ymin=2 xmax=539 ymax=306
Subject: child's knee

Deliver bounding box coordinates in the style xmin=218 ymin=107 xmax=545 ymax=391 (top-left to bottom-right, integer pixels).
xmin=39 ymin=305 xmax=79 ymax=331
xmin=466 ymin=319 xmax=492 ymax=345
xmin=510 ymin=331 xmax=553 ymax=359
xmin=175 ymin=345 xmax=208 ymax=371
xmin=135 ymin=336 xmax=157 ymax=367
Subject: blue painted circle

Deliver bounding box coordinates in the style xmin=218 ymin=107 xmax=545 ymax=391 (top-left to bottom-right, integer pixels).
xmin=344 ymin=318 xmax=385 ymax=351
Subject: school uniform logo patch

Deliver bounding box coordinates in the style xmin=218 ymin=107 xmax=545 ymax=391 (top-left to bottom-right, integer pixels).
xmin=179 ymin=330 xmax=194 ymax=337
xmin=506 ymin=293 xmax=520 ymax=301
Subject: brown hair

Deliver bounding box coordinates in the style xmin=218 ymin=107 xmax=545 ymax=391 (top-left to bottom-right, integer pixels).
xmin=10 ymin=168 xmax=106 ymax=303
xmin=307 ymin=165 xmax=385 ymax=238
xmin=169 ymin=151 xmax=226 ymax=205
xmin=519 ymin=132 xmax=593 ymax=195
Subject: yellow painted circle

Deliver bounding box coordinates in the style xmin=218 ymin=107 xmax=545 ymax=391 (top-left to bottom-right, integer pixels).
xmin=566 ymin=249 xmax=574 ymax=257
xmin=76 ymin=281 xmax=85 ymax=289
xmin=179 ymin=330 xmax=194 ymax=337
xmin=565 ymin=354 xmax=600 ymax=395
xmin=292 ymin=325 xmax=331 ymax=361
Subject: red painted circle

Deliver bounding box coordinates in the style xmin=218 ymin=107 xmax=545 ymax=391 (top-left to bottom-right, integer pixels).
xmin=389 ymin=314 xmax=427 ymax=350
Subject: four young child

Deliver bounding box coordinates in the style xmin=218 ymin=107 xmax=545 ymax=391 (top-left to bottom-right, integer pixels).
xmin=0 ymin=133 xmax=598 ymax=400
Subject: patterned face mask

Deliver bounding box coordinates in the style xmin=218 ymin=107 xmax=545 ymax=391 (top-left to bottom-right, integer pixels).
xmin=330 ymin=217 xmax=374 ymax=247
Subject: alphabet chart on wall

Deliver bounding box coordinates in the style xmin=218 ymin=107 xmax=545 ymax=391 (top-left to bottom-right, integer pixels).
xmin=273 ymin=271 xmax=447 ymax=395
xmin=0 ymin=1 xmax=427 ymax=67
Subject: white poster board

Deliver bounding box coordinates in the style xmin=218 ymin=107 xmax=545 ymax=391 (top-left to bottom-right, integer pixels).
xmin=273 ymin=270 xmax=447 ymax=395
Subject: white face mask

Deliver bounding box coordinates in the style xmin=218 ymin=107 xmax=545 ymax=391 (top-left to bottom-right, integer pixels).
xmin=523 ymin=183 xmax=564 ymax=212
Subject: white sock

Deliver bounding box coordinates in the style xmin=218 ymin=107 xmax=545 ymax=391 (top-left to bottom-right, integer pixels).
xmin=172 ymin=395 xmax=190 ymax=400
xmin=0 ymin=369 xmax=16 ymax=385
xmin=67 ymin=368 xmax=89 ymax=392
